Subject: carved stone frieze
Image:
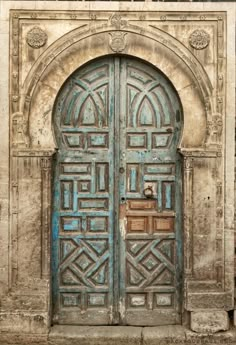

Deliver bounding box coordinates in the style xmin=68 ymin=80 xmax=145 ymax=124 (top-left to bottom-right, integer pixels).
xmin=189 ymin=29 xmax=210 ymax=50
xmin=12 ymin=150 xmax=55 ymax=157
xmin=109 ymin=32 xmax=127 ymax=53
xmin=26 ymin=26 xmax=47 ymax=49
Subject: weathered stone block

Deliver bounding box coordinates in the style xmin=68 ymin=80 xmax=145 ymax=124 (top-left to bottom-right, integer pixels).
xmin=190 ymin=310 xmax=229 ymax=334
xmin=49 ymin=325 xmax=142 ymax=345
xmin=0 ymin=312 xmax=49 ymax=334
xmin=143 ymin=326 xmax=186 ymax=345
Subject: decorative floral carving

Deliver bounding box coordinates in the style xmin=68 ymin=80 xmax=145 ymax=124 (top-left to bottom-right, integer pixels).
xmin=26 ymin=26 xmax=47 ymax=49
xmin=184 ymin=157 xmax=193 ymax=170
xmin=109 ymin=32 xmax=127 ymax=53
xmin=12 ymin=112 xmax=29 ymax=148
xmin=189 ymin=29 xmax=210 ymax=50
xmin=110 ymin=14 xmax=127 ymax=29
xmin=205 ymin=114 xmax=223 ymax=147
xmin=40 ymin=157 xmax=51 ymax=169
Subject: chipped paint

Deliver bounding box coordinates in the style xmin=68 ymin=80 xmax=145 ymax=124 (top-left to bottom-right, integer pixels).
xmin=120 ymin=218 xmax=126 ymax=240
xmin=109 ymin=305 xmax=113 ymax=324
xmin=119 ymin=298 xmax=125 ymax=320
xmin=131 ymin=296 xmax=145 ymax=306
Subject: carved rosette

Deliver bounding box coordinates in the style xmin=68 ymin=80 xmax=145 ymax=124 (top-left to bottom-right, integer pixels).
xmin=110 ymin=13 xmax=127 ymax=29
xmin=109 ymin=32 xmax=127 ymax=53
xmin=26 ymin=26 xmax=47 ymax=49
xmin=189 ymin=29 xmax=210 ymax=50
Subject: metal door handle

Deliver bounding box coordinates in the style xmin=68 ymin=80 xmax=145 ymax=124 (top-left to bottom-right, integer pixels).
xmin=143 ymin=185 xmax=154 ymax=198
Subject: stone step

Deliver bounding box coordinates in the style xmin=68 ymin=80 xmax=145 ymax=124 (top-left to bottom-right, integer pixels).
xmin=0 ymin=325 xmax=236 ymax=345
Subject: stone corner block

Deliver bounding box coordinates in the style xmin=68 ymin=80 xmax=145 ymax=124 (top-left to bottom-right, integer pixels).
xmin=190 ymin=310 xmax=229 ymax=334
xmin=0 ymin=311 xmax=49 ymax=334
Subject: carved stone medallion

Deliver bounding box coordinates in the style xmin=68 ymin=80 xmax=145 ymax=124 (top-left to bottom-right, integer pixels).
xmin=26 ymin=26 xmax=47 ymax=49
xmin=189 ymin=29 xmax=210 ymax=50
xmin=109 ymin=32 xmax=127 ymax=53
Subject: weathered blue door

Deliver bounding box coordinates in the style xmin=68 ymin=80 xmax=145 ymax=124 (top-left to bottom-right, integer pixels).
xmin=52 ymin=56 xmax=182 ymax=325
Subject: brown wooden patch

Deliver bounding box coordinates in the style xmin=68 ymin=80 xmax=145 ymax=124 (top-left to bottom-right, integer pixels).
xmin=127 ymin=217 xmax=147 ymax=232
xmin=128 ymin=200 xmax=156 ymax=210
xmin=154 ymin=218 xmax=174 ymax=232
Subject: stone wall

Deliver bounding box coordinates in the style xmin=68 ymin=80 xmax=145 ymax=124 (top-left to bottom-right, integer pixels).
xmin=0 ymin=0 xmax=235 ymax=336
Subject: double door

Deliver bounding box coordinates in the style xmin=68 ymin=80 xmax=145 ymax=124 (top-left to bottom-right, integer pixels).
xmin=52 ymin=56 xmax=182 ymax=325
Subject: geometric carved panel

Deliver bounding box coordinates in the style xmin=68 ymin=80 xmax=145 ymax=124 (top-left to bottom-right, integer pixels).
xmin=61 ymin=181 xmax=73 ymax=210
xmin=87 ymin=217 xmax=108 ymax=233
xmin=144 ymin=164 xmax=175 ymax=175
xmin=127 ymin=133 xmax=147 ymax=149
xmin=126 ymin=163 xmax=175 ymax=212
xmin=61 ymin=163 xmax=91 ymax=175
xmin=61 ymin=293 xmax=81 ymax=307
xmin=78 ymin=199 xmax=108 ymax=210
xmin=127 ymin=294 xmax=147 ymax=308
xmin=88 ymin=293 xmax=107 ymax=307
xmin=153 ymin=217 xmax=174 ymax=232
xmin=126 ymin=238 xmax=175 ymax=289
xmin=162 ymin=182 xmax=174 ymax=210
xmin=59 ymin=238 xmax=109 ymax=287
xmin=96 ymin=163 xmax=109 ymax=192
xmin=127 ymin=216 xmax=147 ymax=232
xmin=152 ymin=133 xmax=172 ymax=148
xmin=61 ymin=217 xmax=82 ymax=232
xmin=63 ymin=133 xmax=84 ymax=149
xmin=127 ymin=165 xmax=140 ymax=193
xmin=88 ymin=133 xmax=109 ymax=148
xmin=155 ymin=293 xmax=173 ymax=307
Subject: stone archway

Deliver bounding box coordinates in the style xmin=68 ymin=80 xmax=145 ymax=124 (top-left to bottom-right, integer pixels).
xmin=7 ymin=9 xmax=232 ymax=334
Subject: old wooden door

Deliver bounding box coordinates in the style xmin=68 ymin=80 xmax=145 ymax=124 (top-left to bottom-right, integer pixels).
xmin=52 ymin=56 xmax=182 ymax=326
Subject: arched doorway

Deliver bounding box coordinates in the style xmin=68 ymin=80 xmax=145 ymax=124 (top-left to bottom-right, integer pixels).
xmin=52 ymin=56 xmax=183 ymax=326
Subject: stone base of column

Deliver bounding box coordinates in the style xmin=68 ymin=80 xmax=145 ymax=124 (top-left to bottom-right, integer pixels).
xmin=190 ymin=310 xmax=229 ymax=334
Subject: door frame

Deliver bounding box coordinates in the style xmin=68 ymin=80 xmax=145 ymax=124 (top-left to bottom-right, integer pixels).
xmin=8 ymin=8 xmax=232 ymax=333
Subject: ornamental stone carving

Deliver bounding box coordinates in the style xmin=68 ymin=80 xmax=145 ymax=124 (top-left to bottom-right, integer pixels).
xmin=26 ymin=26 xmax=47 ymax=49
xmin=110 ymin=13 xmax=127 ymax=29
xmin=109 ymin=32 xmax=127 ymax=53
xmin=205 ymin=114 xmax=223 ymax=148
xmin=12 ymin=112 xmax=29 ymax=148
xmin=189 ymin=29 xmax=210 ymax=50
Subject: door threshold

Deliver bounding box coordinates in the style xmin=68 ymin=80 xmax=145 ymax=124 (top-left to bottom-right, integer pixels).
xmin=1 ymin=325 xmax=235 ymax=344
xmin=48 ymin=324 xmax=236 ymax=345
